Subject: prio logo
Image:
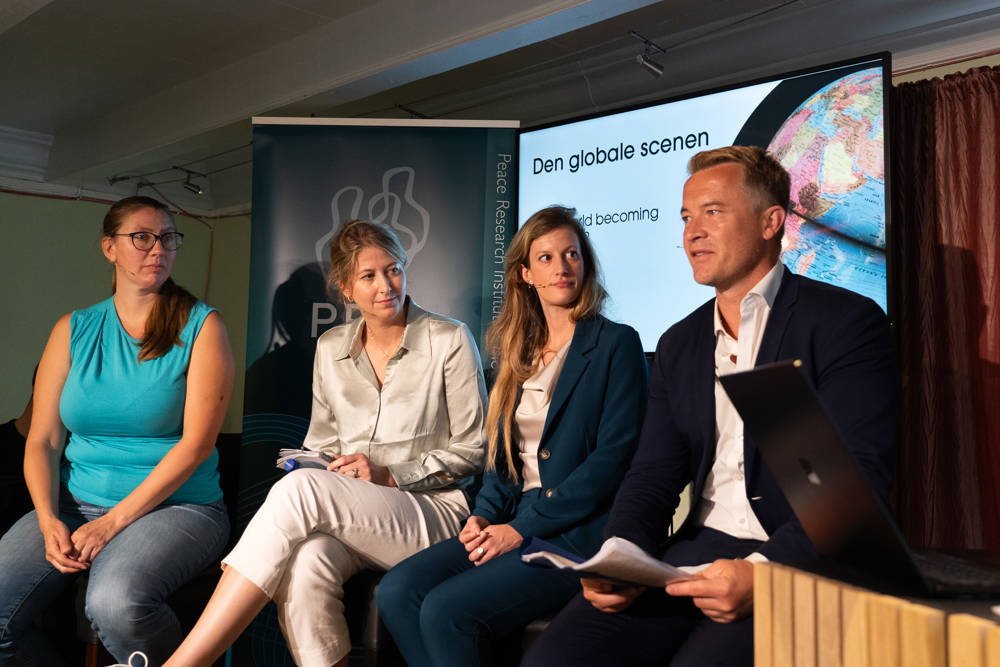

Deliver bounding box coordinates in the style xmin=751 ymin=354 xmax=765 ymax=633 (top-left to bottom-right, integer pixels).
xmin=798 ymin=457 xmax=823 ymax=486
xmin=314 ymin=166 xmax=431 ymax=278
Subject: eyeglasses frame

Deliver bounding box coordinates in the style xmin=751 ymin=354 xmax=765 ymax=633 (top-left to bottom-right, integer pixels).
xmin=112 ymin=231 xmax=185 ymax=251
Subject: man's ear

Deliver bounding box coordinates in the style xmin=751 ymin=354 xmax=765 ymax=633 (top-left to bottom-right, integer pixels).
xmin=761 ymin=205 xmax=786 ymax=241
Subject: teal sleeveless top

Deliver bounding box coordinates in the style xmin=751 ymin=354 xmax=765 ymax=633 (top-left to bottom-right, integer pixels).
xmin=59 ymin=297 xmax=222 ymax=506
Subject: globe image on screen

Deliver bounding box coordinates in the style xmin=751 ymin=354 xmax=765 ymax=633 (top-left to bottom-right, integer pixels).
xmin=768 ymin=67 xmax=887 ymax=311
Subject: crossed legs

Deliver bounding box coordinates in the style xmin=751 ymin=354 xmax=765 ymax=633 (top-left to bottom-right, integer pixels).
xmin=165 ymin=469 xmax=466 ymax=667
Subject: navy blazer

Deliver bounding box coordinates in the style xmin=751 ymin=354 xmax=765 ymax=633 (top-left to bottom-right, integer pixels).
xmin=472 ymin=316 xmax=647 ymax=556
xmin=605 ymin=269 xmax=899 ymax=565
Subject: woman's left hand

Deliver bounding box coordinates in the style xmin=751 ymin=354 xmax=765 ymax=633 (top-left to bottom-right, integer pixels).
xmin=465 ymin=523 xmax=523 ymax=566
xmin=70 ymin=513 xmax=125 ymax=563
xmin=328 ymin=453 xmax=397 ymax=487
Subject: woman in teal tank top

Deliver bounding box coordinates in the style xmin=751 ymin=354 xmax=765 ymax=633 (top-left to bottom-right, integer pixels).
xmin=0 ymin=196 xmax=235 ymax=666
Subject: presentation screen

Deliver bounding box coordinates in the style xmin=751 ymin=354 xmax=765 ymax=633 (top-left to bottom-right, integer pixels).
xmin=518 ymin=54 xmax=889 ymax=352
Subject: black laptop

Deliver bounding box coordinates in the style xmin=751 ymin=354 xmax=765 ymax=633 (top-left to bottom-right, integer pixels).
xmin=719 ymin=359 xmax=1000 ymax=598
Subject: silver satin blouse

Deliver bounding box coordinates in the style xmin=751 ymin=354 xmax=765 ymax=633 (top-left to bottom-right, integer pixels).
xmin=301 ymin=298 xmax=488 ymax=492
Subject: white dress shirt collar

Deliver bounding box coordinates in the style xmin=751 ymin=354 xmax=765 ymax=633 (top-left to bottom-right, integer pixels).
xmin=712 ymin=261 xmax=784 ymax=338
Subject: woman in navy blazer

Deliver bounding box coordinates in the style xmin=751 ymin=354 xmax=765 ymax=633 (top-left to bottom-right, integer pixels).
xmin=377 ymin=206 xmax=647 ymax=666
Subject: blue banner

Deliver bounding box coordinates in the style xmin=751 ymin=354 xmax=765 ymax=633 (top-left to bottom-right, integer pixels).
xmin=240 ymin=119 xmax=516 ymax=530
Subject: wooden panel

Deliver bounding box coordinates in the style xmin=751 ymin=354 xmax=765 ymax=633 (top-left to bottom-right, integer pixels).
xmin=899 ymin=602 xmax=945 ymax=667
xmin=793 ymin=571 xmax=817 ymax=667
xmin=868 ymin=594 xmax=901 ymax=667
xmin=841 ymin=586 xmax=869 ymax=667
xmin=986 ymin=623 xmax=1000 ymax=667
xmin=755 ymin=562 xmax=774 ymax=667
xmin=815 ymin=577 xmax=842 ymax=667
xmin=754 ymin=564 xmax=1000 ymax=667
xmin=948 ymin=613 xmax=993 ymax=666
xmin=772 ymin=564 xmax=795 ymax=667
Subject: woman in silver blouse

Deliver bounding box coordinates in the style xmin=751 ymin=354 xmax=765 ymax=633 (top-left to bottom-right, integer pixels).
xmin=166 ymin=221 xmax=488 ymax=667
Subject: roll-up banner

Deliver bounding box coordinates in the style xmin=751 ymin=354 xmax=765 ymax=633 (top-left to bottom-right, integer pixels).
xmin=241 ymin=118 xmax=518 ymax=531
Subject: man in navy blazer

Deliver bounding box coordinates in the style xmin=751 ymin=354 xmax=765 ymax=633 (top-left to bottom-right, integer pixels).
xmin=523 ymin=146 xmax=898 ymax=666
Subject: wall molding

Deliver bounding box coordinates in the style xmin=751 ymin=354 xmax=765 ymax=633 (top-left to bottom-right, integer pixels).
xmin=0 ymin=175 xmax=251 ymax=218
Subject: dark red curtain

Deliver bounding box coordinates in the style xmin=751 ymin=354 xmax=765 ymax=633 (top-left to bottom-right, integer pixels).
xmin=890 ymin=66 xmax=1000 ymax=550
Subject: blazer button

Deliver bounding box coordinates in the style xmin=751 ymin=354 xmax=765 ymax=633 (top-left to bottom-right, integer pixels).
xmin=539 ymin=449 xmax=551 ymax=460
xmin=544 ymin=488 xmax=554 ymax=498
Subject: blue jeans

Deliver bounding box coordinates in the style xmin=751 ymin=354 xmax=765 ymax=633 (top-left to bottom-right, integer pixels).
xmin=0 ymin=490 xmax=229 ymax=667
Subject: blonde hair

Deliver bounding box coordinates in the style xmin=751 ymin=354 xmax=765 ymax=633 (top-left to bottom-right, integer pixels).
xmin=485 ymin=206 xmax=606 ymax=479
xmin=326 ymin=220 xmax=407 ymax=299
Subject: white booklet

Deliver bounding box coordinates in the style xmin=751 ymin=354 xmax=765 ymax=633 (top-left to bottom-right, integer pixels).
xmin=520 ymin=536 xmax=703 ymax=588
xmin=275 ymin=448 xmax=334 ymax=472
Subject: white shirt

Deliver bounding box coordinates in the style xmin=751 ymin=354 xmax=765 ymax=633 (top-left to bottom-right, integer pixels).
xmin=514 ymin=340 xmax=572 ymax=492
xmin=694 ymin=262 xmax=784 ymax=554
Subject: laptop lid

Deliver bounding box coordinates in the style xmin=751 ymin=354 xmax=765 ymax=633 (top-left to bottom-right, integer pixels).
xmin=719 ymin=360 xmax=929 ymax=594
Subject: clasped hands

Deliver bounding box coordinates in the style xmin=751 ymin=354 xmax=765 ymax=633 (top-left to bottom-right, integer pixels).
xmin=581 ymin=558 xmax=754 ymax=623
xmin=41 ymin=513 xmax=125 ymax=574
xmin=459 ymin=516 xmax=523 ymax=566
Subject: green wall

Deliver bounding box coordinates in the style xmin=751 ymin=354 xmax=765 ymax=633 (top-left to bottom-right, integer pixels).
xmin=0 ymin=191 xmax=251 ymax=432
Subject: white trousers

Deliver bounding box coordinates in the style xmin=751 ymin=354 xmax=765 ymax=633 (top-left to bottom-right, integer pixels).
xmin=223 ymin=469 xmax=468 ymax=666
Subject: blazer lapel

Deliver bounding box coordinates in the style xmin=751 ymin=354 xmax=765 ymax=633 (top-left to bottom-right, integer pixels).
xmin=746 ymin=268 xmax=798 ymax=489
xmin=694 ymin=305 xmax=718 ymax=491
xmin=539 ymin=317 xmax=600 ymax=445
xmin=754 ymin=269 xmax=798 ymax=366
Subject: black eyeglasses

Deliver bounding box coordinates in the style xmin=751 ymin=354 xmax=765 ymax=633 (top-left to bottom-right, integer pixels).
xmin=113 ymin=231 xmax=184 ymax=251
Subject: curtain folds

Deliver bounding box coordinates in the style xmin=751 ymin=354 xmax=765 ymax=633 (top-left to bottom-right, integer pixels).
xmin=890 ymin=66 xmax=1000 ymax=550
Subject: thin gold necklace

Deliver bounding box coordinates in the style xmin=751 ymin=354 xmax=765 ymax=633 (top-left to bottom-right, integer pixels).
xmin=539 ymin=341 xmax=567 ymax=365
xmin=367 ymin=330 xmax=403 ymax=359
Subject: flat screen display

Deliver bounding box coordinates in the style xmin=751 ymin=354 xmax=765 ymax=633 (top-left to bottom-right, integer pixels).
xmin=517 ymin=54 xmax=889 ymax=351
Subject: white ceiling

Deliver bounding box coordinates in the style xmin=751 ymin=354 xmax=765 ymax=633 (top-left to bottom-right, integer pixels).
xmin=1 ymin=0 xmax=998 ymax=213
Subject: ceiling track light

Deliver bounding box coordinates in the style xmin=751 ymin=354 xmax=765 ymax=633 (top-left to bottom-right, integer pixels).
xmin=174 ymin=165 xmax=206 ymax=196
xmin=182 ymin=177 xmax=204 ymax=196
xmin=629 ymin=30 xmax=665 ymax=78
xmin=637 ymin=53 xmax=664 ymax=77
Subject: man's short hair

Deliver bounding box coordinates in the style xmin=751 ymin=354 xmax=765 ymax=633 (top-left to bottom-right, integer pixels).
xmin=688 ymin=145 xmax=791 ymax=216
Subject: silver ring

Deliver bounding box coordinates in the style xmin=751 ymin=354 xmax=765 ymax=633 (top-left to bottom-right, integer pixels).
xmin=352 ymin=468 xmax=359 ymax=478
xmin=476 ymin=546 xmax=485 ymax=555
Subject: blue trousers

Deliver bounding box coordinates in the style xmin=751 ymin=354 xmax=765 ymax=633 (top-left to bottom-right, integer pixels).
xmin=0 ymin=490 xmax=229 ymax=667
xmin=521 ymin=526 xmax=762 ymax=667
xmin=377 ymin=491 xmax=585 ymax=667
